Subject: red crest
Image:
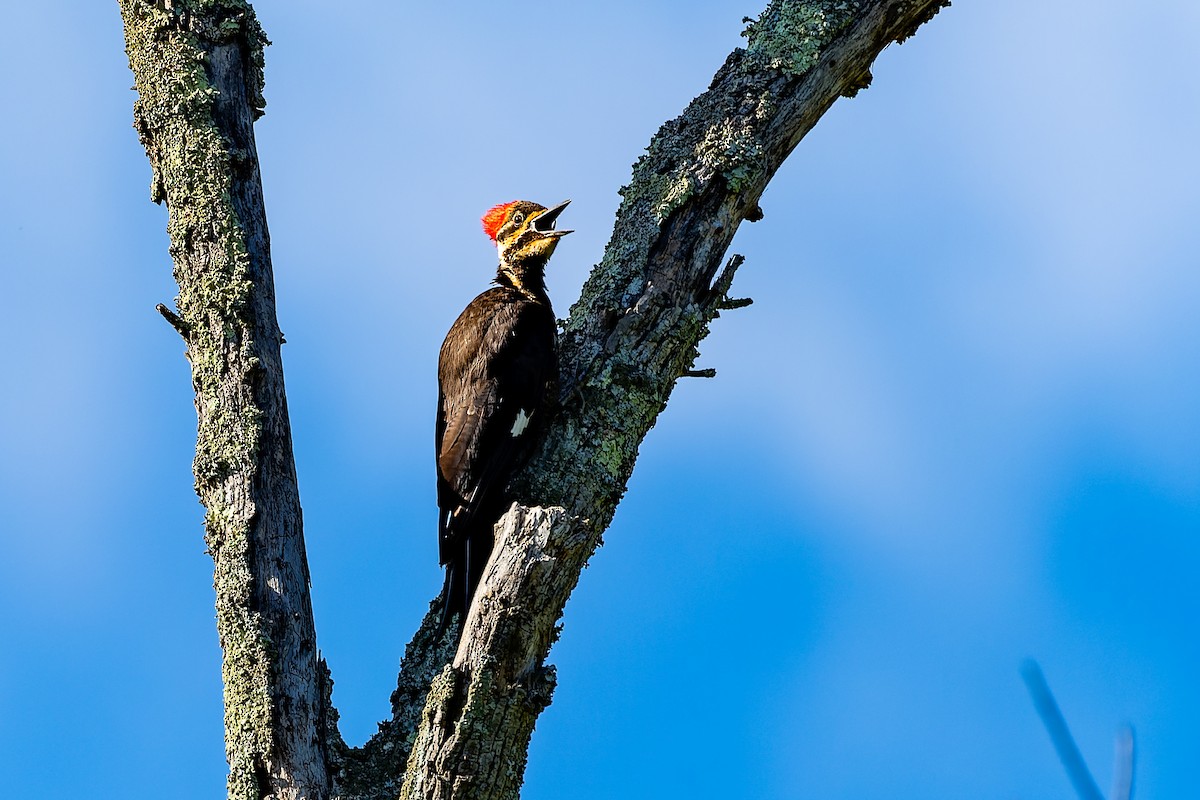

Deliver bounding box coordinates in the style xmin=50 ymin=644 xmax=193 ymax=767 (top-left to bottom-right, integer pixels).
xmin=481 ymin=201 xmax=520 ymax=242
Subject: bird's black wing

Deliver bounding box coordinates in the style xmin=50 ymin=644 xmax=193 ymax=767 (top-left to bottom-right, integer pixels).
xmin=435 ymin=287 xmax=557 ymax=616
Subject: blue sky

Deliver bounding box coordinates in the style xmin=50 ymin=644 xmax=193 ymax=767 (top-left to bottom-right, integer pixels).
xmin=2 ymin=1 xmax=1197 ymax=797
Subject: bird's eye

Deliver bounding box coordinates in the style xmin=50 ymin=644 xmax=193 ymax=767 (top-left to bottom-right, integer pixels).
xmin=512 ymin=212 xmax=525 ymax=225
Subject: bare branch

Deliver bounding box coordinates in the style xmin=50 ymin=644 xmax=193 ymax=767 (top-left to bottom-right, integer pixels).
xmin=1111 ymin=725 xmax=1135 ymax=800
xmin=155 ymin=303 xmax=190 ymax=339
xmin=719 ymin=297 xmax=755 ymax=310
xmin=709 ymin=253 xmax=749 ymax=313
xmin=1021 ymin=660 xmax=1106 ymax=800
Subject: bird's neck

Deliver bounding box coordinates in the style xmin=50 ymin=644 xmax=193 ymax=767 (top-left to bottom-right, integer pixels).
xmin=496 ymin=257 xmax=548 ymax=300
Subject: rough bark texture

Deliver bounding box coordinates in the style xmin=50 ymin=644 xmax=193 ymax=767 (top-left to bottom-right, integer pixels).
xmin=396 ymin=2 xmax=951 ymax=799
xmin=117 ymin=2 xmax=331 ymax=799
xmin=119 ymin=1 xmax=948 ymax=799
xmin=399 ymin=507 xmax=579 ymax=800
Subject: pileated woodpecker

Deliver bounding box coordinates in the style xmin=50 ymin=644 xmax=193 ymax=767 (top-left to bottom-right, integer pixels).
xmin=435 ymin=199 xmax=570 ymax=635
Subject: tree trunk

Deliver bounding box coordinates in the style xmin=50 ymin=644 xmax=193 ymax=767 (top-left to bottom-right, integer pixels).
xmin=117 ymin=2 xmax=332 ymax=798
xmin=117 ymin=1 xmax=949 ymax=799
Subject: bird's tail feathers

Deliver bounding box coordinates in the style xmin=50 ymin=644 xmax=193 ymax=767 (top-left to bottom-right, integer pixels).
xmin=435 ymin=521 xmax=496 ymax=642
xmin=436 ymin=554 xmax=465 ymax=639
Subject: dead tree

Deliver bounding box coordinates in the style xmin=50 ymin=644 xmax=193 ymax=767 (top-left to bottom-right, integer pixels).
xmin=116 ymin=1 xmax=950 ymax=798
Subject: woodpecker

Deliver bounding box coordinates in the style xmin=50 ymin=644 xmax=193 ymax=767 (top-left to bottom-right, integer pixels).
xmin=435 ymin=199 xmax=570 ymax=635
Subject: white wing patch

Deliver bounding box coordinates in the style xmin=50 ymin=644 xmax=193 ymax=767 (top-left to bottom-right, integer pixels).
xmin=510 ymin=408 xmax=533 ymax=437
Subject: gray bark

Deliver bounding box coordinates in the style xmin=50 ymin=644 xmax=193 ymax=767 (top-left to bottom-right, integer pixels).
xmin=118 ymin=1 xmax=948 ymax=799
xmin=117 ymin=2 xmax=331 ymax=799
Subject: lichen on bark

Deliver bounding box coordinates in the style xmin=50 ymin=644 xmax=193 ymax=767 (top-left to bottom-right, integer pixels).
xmin=743 ymin=0 xmax=860 ymax=75
xmin=119 ymin=2 xmax=328 ymax=799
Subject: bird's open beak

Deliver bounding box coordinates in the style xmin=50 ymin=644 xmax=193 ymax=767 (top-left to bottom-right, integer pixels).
xmin=531 ymin=200 xmax=573 ymax=237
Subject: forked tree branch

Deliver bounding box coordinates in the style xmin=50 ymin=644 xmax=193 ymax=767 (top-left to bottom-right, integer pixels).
xmin=118 ymin=2 xmax=949 ymax=799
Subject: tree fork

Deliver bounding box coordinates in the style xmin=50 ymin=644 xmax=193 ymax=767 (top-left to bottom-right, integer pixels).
xmin=119 ymin=1 xmax=948 ymax=798
xmin=118 ymin=2 xmax=331 ymax=798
